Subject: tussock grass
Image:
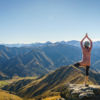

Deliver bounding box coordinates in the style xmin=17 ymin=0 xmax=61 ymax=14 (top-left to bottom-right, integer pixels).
xmin=0 ymin=89 xmax=23 ymax=100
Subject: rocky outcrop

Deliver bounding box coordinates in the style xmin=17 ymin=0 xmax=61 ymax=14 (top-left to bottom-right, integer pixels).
xmin=61 ymin=84 xmax=100 ymax=100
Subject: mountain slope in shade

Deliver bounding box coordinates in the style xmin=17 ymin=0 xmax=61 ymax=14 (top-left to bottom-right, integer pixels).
xmin=0 ymin=71 xmax=8 ymax=80
xmin=92 ymin=60 xmax=100 ymax=73
xmin=41 ymin=43 xmax=81 ymax=67
xmin=3 ymin=65 xmax=100 ymax=99
xmin=1 ymin=49 xmax=55 ymax=78
xmin=0 ymin=45 xmax=31 ymax=65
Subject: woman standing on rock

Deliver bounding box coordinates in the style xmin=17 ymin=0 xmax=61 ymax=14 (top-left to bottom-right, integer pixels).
xmin=74 ymin=33 xmax=93 ymax=86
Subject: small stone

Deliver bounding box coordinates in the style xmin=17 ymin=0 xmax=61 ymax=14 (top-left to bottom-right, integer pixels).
xmin=71 ymin=89 xmax=83 ymax=95
xmin=79 ymin=92 xmax=94 ymax=99
xmin=86 ymin=89 xmax=93 ymax=92
xmin=81 ymin=87 xmax=90 ymax=91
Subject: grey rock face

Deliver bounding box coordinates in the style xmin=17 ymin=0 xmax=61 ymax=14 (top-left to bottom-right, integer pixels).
xmin=61 ymin=84 xmax=100 ymax=100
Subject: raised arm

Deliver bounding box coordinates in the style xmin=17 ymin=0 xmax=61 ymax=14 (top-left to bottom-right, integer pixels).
xmin=86 ymin=34 xmax=93 ymax=50
xmin=80 ymin=34 xmax=87 ymax=48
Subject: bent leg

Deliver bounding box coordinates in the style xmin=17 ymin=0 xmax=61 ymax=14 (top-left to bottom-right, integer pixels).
xmin=74 ymin=62 xmax=80 ymax=68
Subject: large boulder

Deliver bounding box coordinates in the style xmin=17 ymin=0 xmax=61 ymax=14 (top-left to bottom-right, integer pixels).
xmin=61 ymin=84 xmax=100 ymax=100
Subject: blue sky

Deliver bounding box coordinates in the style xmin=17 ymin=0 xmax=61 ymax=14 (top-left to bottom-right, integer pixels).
xmin=0 ymin=0 xmax=100 ymax=43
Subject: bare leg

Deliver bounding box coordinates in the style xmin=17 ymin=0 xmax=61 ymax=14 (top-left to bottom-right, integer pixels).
xmin=84 ymin=66 xmax=89 ymax=86
xmin=84 ymin=76 xmax=88 ymax=85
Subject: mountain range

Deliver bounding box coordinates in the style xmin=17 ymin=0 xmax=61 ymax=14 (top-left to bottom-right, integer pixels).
xmin=0 ymin=40 xmax=100 ymax=80
xmin=0 ymin=40 xmax=100 ymax=99
xmin=2 ymin=40 xmax=100 ymax=48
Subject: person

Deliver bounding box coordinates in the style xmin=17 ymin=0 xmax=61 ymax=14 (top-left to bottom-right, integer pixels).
xmin=74 ymin=33 xmax=93 ymax=86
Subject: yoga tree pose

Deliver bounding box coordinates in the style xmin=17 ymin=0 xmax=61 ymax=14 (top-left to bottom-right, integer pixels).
xmin=74 ymin=33 xmax=93 ymax=86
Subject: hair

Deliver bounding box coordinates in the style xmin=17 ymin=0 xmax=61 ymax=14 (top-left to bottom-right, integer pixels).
xmin=84 ymin=41 xmax=90 ymax=48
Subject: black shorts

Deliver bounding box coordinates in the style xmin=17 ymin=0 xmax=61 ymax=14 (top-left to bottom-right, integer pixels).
xmin=74 ymin=63 xmax=90 ymax=76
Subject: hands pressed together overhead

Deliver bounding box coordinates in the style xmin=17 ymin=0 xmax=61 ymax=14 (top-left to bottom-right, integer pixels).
xmin=81 ymin=33 xmax=92 ymax=49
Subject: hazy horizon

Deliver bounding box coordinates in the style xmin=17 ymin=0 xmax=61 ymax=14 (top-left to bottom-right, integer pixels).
xmin=0 ymin=40 xmax=100 ymax=45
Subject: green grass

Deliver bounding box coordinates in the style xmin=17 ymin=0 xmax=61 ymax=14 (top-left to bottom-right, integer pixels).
xmin=0 ymin=89 xmax=23 ymax=100
xmin=0 ymin=76 xmax=38 ymax=88
xmin=0 ymin=81 xmax=9 ymax=88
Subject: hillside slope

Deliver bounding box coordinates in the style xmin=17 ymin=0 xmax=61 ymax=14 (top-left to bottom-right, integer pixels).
xmin=0 ymin=72 xmax=8 ymax=80
xmin=3 ymin=65 xmax=100 ymax=99
xmin=1 ymin=49 xmax=55 ymax=78
xmin=41 ymin=43 xmax=81 ymax=67
xmin=0 ymin=89 xmax=23 ymax=100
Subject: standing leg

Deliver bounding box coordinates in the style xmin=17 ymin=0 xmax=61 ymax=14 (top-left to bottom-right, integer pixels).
xmin=84 ymin=66 xmax=90 ymax=86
